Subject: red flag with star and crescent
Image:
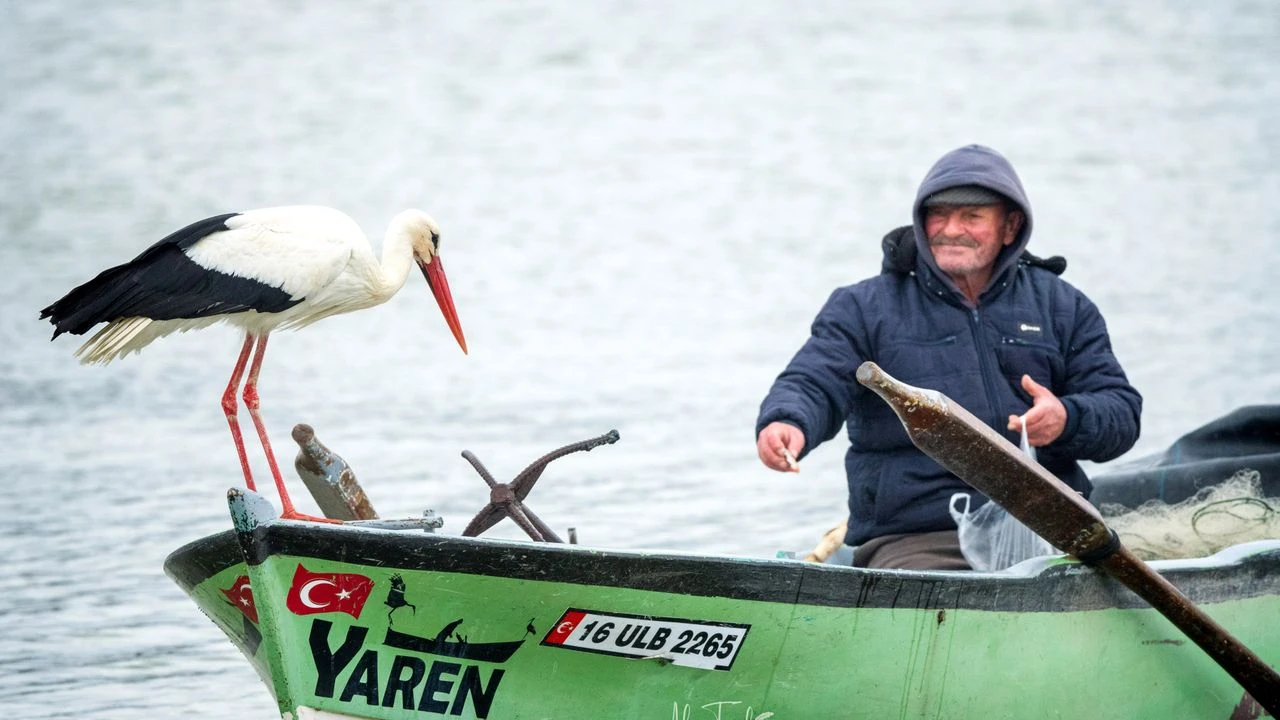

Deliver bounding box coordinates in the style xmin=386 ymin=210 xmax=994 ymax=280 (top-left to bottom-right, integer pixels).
xmin=221 ymin=575 xmax=259 ymax=624
xmin=285 ymin=564 xmax=375 ymax=619
xmin=543 ymin=610 xmax=586 ymax=644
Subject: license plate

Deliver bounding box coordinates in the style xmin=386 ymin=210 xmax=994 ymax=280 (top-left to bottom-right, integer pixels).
xmin=541 ymin=608 xmax=750 ymax=671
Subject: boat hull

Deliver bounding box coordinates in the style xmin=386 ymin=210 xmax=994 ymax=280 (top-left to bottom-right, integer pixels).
xmin=164 ymin=492 xmax=1279 ymax=720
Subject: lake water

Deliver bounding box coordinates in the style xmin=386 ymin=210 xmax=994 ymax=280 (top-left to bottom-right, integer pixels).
xmin=2 ymin=1 xmax=1277 ymax=717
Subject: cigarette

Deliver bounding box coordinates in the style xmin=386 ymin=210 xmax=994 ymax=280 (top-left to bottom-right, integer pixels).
xmin=781 ymin=447 xmax=800 ymax=471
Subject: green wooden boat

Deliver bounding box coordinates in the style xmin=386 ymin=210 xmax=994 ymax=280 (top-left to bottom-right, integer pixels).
xmin=164 ymin=377 xmax=1280 ymax=719
xmin=164 ymin=467 xmax=1280 ymax=717
xmin=165 ymin=492 xmax=1279 ymax=720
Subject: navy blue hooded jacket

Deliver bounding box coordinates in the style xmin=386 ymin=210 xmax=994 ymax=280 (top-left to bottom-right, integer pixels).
xmin=756 ymin=145 xmax=1142 ymax=546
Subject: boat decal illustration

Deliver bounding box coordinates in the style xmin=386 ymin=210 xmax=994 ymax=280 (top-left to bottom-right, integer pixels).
xmin=380 ymin=573 xmax=532 ymax=664
xmin=384 ymin=573 xmax=417 ymax=622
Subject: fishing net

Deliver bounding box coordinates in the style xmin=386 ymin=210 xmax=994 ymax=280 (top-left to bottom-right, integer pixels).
xmin=1099 ymin=470 xmax=1280 ymax=561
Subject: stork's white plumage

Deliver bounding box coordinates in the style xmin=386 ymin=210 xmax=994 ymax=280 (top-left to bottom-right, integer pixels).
xmin=41 ymin=206 xmax=468 ymax=521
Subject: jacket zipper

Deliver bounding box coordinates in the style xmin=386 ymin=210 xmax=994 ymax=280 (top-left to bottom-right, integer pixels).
xmin=969 ymin=308 xmax=1001 ymax=428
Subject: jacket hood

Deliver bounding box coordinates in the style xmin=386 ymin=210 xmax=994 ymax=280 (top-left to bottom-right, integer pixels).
xmin=911 ymin=144 xmax=1034 ymax=300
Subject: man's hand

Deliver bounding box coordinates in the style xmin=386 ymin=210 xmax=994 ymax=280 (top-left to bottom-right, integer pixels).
xmin=757 ymin=421 xmax=806 ymax=473
xmin=1007 ymin=374 xmax=1067 ymax=446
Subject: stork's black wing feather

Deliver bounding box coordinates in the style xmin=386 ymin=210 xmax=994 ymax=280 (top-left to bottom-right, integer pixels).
xmin=40 ymin=212 xmax=301 ymax=337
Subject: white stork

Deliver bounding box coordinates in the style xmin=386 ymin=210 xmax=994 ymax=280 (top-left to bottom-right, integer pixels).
xmin=40 ymin=206 xmax=468 ymax=521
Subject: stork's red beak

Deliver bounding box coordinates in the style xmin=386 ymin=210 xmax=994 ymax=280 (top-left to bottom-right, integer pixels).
xmin=419 ymin=257 xmax=467 ymax=354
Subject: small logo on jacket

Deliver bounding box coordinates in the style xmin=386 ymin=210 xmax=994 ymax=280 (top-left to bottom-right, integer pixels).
xmin=1018 ymin=322 xmax=1042 ymax=334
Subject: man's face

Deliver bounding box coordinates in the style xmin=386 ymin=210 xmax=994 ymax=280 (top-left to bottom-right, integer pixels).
xmin=924 ymin=204 xmax=1021 ymax=279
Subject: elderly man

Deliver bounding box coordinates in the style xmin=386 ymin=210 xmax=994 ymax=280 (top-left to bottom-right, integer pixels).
xmin=755 ymin=144 xmax=1141 ymax=570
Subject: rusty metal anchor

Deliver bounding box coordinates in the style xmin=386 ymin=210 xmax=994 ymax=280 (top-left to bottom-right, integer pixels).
xmin=460 ymin=429 xmax=620 ymax=542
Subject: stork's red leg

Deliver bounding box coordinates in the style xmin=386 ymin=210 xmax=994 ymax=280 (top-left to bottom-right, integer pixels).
xmin=222 ymin=333 xmax=257 ymax=491
xmin=242 ymin=333 xmax=338 ymax=523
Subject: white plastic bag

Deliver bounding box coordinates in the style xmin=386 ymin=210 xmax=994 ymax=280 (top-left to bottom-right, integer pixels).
xmin=1018 ymin=413 xmax=1036 ymax=463
xmin=949 ymin=493 xmax=1055 ymax=571
xmin=948 ymin=415 xmax=1054 ymax=571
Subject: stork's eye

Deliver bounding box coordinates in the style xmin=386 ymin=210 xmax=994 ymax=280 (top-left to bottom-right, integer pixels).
xmin=430 ymin=231 xmax=440 ymax=250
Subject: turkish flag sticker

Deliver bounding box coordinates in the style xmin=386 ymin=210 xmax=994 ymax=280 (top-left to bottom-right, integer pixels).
xmin=221 ymin=575 xmax=259 ymax=624
xmin=285 ymin=564 xmax=375 ymax=619
xmin=543 ymin=610 xmax=586 ymax=645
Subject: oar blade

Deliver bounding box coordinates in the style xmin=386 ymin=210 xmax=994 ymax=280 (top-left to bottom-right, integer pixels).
xmin=855 ymin=361 xmax=1110 ymax=557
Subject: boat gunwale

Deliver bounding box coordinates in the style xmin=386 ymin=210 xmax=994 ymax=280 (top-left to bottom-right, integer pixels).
xmin=163 ymin=522 xmax=1280 ymax=614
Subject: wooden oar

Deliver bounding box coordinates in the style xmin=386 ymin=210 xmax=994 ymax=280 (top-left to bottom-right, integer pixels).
xmin=855 ymin=361 xmax=1280 ymax=712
